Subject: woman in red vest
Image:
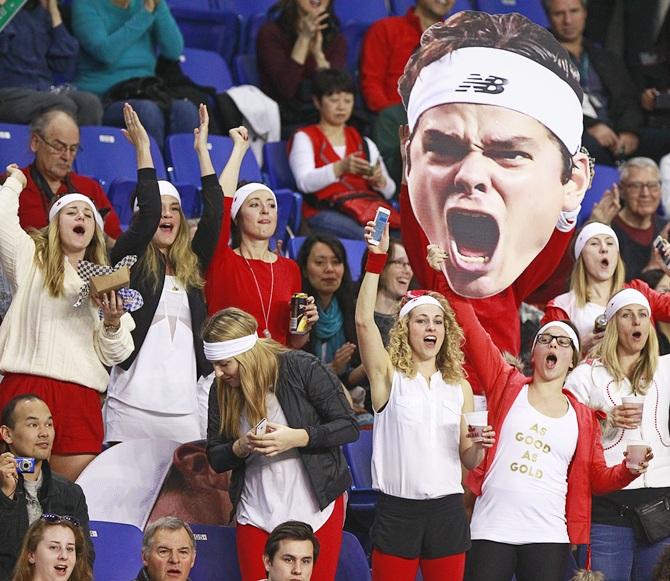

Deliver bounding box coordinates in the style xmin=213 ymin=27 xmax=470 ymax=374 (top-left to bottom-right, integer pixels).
xmin=289 ymin=69 xmax=395 ymax=239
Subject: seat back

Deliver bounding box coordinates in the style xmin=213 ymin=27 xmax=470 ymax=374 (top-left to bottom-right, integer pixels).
xmin=335 ymin=531 xmax=372 ymax=581
xmin=343 ymin=428 xmax=373 ymax=489
xmin=341 ymin=21 xmax=370 ymax=74
xmin=171 ymin=5 xmax=240 ymax=64
xmin=475 ymin=0 xmax=549 ymax=27
xmin=335 ymin=0 xmax=388 ymax=24
xmin=181 ymin=48 xmax=234 ymax=93
xmin=0 ymin=123 xmax=32 ymax=169
xmin=392 ymin=0 xmax=472 ymax=15
xmin=577 ymin=164 xmax=620 ymax=227
xmin=262 ymin=141 xmax=296 ymax=191
xmin=234 ymin=53 xmax=261 ymax=86
xmin=88 ymin=521 xmax=144 ymax=581
xmin=189 ymin=524 xmax=242 ymax=581
xmin=273 ymin=189 xmax=302 ymax=248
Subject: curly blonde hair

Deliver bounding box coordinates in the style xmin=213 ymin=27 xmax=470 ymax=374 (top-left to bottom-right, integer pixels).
xmin=387 ymin=291 xmax=465 ymax=383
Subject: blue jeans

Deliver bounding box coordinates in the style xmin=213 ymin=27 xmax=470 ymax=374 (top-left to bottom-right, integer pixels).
xmin=307 ymin=210 xmax=365 ymax=240
xmin=575 ymin=523 xmax=670 ymax=581
xmin=103 ymin=98 xmax=199 ymax=150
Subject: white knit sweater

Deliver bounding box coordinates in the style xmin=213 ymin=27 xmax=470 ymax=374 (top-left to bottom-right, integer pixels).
xmin=0 ymin=176 xmax=135 ymax=392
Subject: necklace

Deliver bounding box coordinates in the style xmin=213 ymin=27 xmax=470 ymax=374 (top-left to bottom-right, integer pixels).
xmin=242 ymin=251 xmax=274 ymax=338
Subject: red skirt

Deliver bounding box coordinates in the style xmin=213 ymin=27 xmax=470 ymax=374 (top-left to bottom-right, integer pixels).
xmin=0 ymin=373 xmax=103 ymax=454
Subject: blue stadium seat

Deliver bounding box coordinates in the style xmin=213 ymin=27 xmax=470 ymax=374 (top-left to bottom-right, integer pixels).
xmin=288 ymin=237 xmax=367 ymax=282
xmin=181 ymin=48 xmax=234 ymax=93
xmin=335 ymin=532 xmax=372 ymax=581
xmin=341 ymin=21 xmax=370 ymax=74
xmin=262 ymin=141 xmax=296 ymax=191
xmin=0 ymin=123 xmax=32 ymax=169
xmin=274 ymin=190 xmax=303 ymax=249
xmin=221 ymin=0 xmax=275 ymax=17
xmin=392 ymin=0 xmax=473 ymax=16
xmin=107 ymin=178 xmax=136 ymax=228
xmin=234 ymin=53 xmax=261 ymax=87
xmin=335 ymin=0 xmax=388 ymax=24
xmin=475 ymin=0 xmax=549 ymax=27
xmin=88 ymin=521 xmax=144 ymax=581
xmin=577 ymin=164 xmax=620 ymax=227
xmin=75 ymin=127 xmax=167 ymax=190
xmin=242 ymin=13 xmax=268 ymax=56
xmin=189 ymin=524 xmax=242 ymax=581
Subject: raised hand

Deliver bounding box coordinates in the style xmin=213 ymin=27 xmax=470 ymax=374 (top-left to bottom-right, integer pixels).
xmin=121 ymin=103 xmax=150 ymax=151
xmin=193 ymin=103 xmax=210 ymax=152
xmin=427 ymin=244 xmax=448 ymax=272
xmin=5 ymin=164 xmax=27 ymax=189
xmin=364 ymin=220 xmax=389 ymax=254
xmin=229 ymin=126 xmax=250 ymax=152
xmin=590 ymin=184 xmax=621 ymax=225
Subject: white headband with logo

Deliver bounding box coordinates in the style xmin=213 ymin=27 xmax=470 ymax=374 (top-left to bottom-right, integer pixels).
xmin=133 ymin=180 xmax=181 ymax=213
xmin=231 ymin=183 xmax=277 ymax=220
xmin=204 ymin=333 xmax=258 ymax=362
xmin=604 ymin=289 xmax=651 ymax=322
xmin=48 ymin=193 xmax=103 ymax=230
xmin=399 ymin=295 xmax=444 ymax=319
xmin=574 ymin=222 xmax=619 ymax=259
xmin=532 ymin=321 xmax=580 ymax=353
xmin=406 ymin=46 xmax=583 ymax=154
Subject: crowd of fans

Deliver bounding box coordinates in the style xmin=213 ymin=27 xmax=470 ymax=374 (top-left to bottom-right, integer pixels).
xmin=1 ymin=0 xmax=670 ymax=580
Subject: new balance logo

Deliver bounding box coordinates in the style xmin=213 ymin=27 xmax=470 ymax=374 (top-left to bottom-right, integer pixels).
xmin=455 ymin=74 xmax=508 ymax=94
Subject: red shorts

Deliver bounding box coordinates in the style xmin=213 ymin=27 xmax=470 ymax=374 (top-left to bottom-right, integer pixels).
xmin=0 ymin=373 xmax=103 ymax=455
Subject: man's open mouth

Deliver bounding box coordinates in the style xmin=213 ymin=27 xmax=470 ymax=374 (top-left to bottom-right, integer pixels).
xmin=447 ymin=209 xmax=499 ymax=265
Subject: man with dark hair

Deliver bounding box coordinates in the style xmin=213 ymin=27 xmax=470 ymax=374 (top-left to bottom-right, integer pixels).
xmin=261 ymin=521 xmax=320 ymax=581
xmin=135 ymin=516 xmax=196 ymax=581
xmin=544 ymin=0 xmax=670 ymax=166
xmin=0 ymin=394 xmax=92 ymax=581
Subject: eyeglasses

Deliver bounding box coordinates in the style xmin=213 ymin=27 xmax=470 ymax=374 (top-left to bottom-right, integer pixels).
xmin=623 ymin=181 xmax=661 ymax=193
xmin=41 ymin=514 xmax=80 ymax=527
xmin=388 ymin=259 xmax=412 ymax=270
xmin=535 ymin=333 xmax=573 ymax=348
xmin=36 ymin=134 xmax=82 ymax=156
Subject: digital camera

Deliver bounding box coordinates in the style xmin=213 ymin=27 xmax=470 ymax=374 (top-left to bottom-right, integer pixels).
xmin=15 ymin=457 xmax=36 ymax=474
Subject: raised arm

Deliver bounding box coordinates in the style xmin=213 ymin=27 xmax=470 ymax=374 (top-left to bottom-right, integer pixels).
xmin=355 ymin=222 xmax=394 ymax=411
xmin=218 ymin=127 xmax=249 ymax=197
xmin=0 ymin=166 xmax=33 ymax=290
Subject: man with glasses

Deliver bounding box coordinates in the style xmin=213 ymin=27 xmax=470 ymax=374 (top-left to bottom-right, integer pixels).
xmin=8 ymin=108 xmax=121 ymax=244
xmin=0 ymin=394 xmax=93 ymax=580
xmin=592 ymin=157 xmax=667 ymax=281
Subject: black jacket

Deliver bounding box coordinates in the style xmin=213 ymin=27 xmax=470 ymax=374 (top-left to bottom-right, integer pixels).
xmin=110 ymin=171 xmax=223 ymax=378
xmin=206 ymin=350 xmax=359 ymax=517
xmin=133 ymin=567 xmax=192 ymax=581
xmin=581 ymin=40 xmax=644 ymax=134
xmin=0 ymin=461 xmax=93 ymax=581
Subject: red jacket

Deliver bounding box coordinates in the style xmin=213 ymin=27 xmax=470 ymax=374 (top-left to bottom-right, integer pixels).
xmin=294 ymin=124 xmax=370 ymax=220
xmin=442 ymin=284 xmax=639 ymax=545
xmin=360 ymin=9 xmax=422 ymax=112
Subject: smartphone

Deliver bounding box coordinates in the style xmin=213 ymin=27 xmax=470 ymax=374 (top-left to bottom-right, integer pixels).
xmin=254 ymin=417 xmax=268 ymax=436
xmin=369 ymin=207 xmax=391 ymax=246
xmin=654 ymin=235 xmax=670 ymax=267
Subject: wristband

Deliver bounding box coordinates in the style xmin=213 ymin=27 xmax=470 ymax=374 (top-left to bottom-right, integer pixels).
xmin=365 ymin=252 xmax=388 ymax=274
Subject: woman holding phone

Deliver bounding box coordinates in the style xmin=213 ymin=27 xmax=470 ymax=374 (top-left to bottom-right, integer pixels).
xmin=356 ymin=222 xmax=493 ymax=581
xmin=204 ymin=307 xmax=358 ymax=581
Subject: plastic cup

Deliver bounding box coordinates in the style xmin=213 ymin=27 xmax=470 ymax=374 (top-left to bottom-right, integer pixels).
xmin=626 ymin=440 xmax=649 ymax=470
xmin=465 ymin=410 xmax=488 ymax=442
xmin=621 ymin=395 xmax=645 ymax=424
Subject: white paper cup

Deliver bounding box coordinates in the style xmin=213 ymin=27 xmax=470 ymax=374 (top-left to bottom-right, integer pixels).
xmin=621 ymin=395 xmax=645 ymax=423
xmin=465 ymin=411 xmax=488 ymax=442
xmin=626 ymin=440 xmax=650 ymax=469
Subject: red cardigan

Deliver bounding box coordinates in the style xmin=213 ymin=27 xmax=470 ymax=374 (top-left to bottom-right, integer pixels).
xmin=399 ymin=183 xmax=574 ymax=393
xmin=204 ymin=197 xmax=302 ymax=346
xmin=441 ymin=283 xmax=638 ymax=545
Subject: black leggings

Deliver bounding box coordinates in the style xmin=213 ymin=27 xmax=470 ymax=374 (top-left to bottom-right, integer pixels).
xmin=465 ymin=540 xmax=570 ymax=581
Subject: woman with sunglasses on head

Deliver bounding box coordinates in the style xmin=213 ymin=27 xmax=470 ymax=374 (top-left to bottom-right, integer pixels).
xmin=0 ymin=108 xmax=144 ymax=481
xmin=356 ymin=224 xmax=494 ymax=581
xmin=543 ymin=222 xmax=670 ymax=355
xmin=204 ymin=307 xmax=358 ymax=581
xmin=425 ymin=245 xmax=649 ymax=581
xmin=205 ymin=127 xmax=318 ymax=348
xmin=564 ymin=288 xmax=670 ymax=581
xmin=103 ymin=103 xmax=223 ymax=443
xmin=12 ymin=515 xmax=92 ymax=581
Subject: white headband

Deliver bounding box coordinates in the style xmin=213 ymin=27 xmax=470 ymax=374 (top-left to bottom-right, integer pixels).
xmin=204 ymin=333 xmax=259 ymax=362
xmin=133 ymin=180 xmax=181 ymax=213
xmin=574 ymin=222 xmax=619 ymax=259
xmin=48 ymin=193 xmax=103 ymax=230
xmin=231 ymin=183 xmax=276 ymax=220
xmin=399 ymin=295 xmax=444 ymax=319
xmin=406 ymin=46 xmax=583 ymax=154
xmin=604 ymin=289 xmax=651 ymax=322
xmin=532 ymin=321 xmax=580 ymax=353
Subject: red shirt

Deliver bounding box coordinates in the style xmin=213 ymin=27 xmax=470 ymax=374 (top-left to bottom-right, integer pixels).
xmin=17 ymin=165 xmax=122 ymax=239
xmin=360 ymin=9 xmax=423 ymax=112
xmin=205 ymin=197 xmax=302 ymax=346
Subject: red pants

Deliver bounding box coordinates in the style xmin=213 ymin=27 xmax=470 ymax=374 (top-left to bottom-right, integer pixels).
xmin=236 ymin=495 xmax=345 ymax=581
xmin=372 ymin=548 xmax=466 ymax=581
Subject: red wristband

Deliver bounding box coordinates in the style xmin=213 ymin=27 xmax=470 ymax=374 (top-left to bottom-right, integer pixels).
xmin=365 ymin=252 xmax=388 ymax=274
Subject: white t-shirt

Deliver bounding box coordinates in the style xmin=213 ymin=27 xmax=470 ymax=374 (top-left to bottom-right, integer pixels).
xmin=372 ymin=370 xmax=464 ymax=499
xmin=236 ymin=393 xmax=335 ymax=533
xmin=470 ymin=386 xmax=578 ymax=544
xmin=549 ymin=291 xmax=606 ymax=340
